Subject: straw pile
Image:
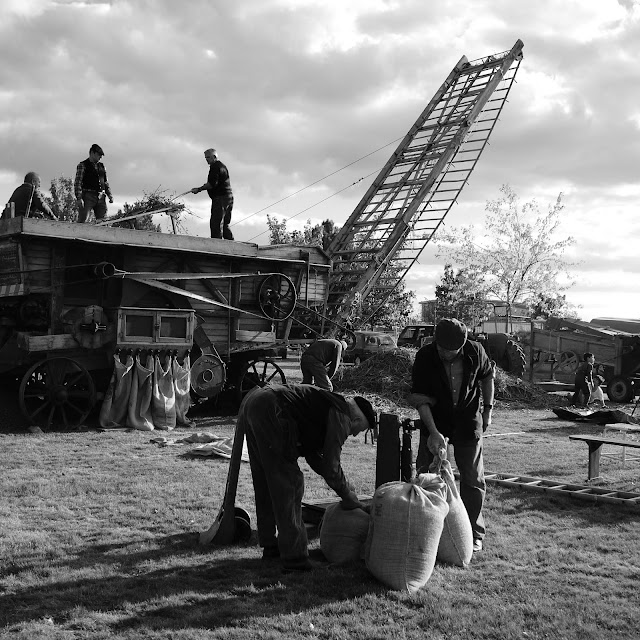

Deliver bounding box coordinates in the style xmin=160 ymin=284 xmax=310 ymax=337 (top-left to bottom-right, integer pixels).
xmin=334 ymin=348 xmax=555 ymax=410
xmin=333 ymin=349 xmax=414 ymax=411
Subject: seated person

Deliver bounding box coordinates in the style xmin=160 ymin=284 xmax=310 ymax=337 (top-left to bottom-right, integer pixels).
xmin=5 ymin=172 xmax=57 ymax=220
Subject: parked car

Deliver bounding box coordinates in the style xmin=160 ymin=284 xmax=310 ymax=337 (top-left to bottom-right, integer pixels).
xmin=397 ymin=324 xmax=436 ymax=348
xmin=343 ymin=331 xmax=398 ymax=365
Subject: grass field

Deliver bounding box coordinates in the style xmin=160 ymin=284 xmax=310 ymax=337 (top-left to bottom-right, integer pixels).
xmin=1 ymin=360 xmax=639 ymax=639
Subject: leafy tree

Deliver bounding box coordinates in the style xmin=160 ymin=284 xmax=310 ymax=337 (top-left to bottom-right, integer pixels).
xmin=530 ymin=292 xmax=579 ymax=320
xmin=435 ymin=184 xmax=576 ymax=329
xmin=266 ymin=215 xmax=326 ymax=247
xmin=352 ymin=282 xmax=416 ymax=330
xmin=434 ymin=264 xmax=492 ymax=329
xmin=46 ymin=176 xmax=77 ymax=221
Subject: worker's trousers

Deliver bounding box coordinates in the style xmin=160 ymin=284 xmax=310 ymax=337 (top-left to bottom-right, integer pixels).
xmin=210 ymin=196 xmax=234 ymax=240
xmin=300 ymin=354 xmax=332 ymax=391
xmin=240 ymin=387 xmax=308 ymax=561
xmin=417 ymin=435 xmax=486 ymax=541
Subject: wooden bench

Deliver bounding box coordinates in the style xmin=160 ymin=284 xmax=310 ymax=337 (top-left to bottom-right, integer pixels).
xmin=569 ymin=435 xmax=640 ymax=480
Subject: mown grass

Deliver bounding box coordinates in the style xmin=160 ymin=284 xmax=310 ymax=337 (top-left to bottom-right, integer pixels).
xmin=1 ymin=376 xmax=639 ymax=638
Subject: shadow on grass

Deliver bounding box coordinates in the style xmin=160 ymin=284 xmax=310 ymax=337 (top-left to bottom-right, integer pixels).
xmin=0 ymin=534 xmax=381 ymax=632
xmin=492 ymin=485 xmax=640 ymax=523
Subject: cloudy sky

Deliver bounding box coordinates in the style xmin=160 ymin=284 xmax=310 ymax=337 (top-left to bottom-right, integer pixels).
xmin=2 ymin=0 xmax=639 ymax=323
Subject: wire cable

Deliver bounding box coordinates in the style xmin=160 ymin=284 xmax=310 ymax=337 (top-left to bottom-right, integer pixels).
xmin=232 ymin=136 xmax=402 ymax=233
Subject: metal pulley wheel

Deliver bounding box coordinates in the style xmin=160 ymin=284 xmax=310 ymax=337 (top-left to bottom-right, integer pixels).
xmin=71 ymin=305 xmax=111 ymax=349
xmin=191 ymin=354 xmax=226 ymax=398
xmin=258 ymin=274 xmax=297 ymax=321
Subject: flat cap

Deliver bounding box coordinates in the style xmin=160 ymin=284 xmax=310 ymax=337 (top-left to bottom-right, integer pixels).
xmin=435 ymin=318 xmax=467 ymax=351
xmin=353 ymin=396 xmax=377 ymax=431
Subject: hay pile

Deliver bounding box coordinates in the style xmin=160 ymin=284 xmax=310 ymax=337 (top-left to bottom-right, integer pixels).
xmin=333 ymin=348 xmax=556 ymax=410
xmin=333 ymin=349 xmax=414 ymax=412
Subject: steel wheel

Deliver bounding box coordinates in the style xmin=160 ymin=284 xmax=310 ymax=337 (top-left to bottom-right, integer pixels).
xmin=258 ymin=274 xmax=297 ymax=321
xmin=19 ymin=357 xmax=96 ymax=429
xmin=606 ymin=376 xmax=635 ymax=403
xmin=237 ymin=359 xmax=286 ymax=403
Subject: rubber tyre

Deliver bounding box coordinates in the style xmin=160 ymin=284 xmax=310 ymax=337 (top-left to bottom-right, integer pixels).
xmin=606 ymin=376 xmax=634 ymax=403
xmin=502 ymin=340 xmax=526 ymax=378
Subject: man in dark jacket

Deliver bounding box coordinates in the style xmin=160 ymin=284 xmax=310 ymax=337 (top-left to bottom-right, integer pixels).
xmin=191 ymin=148 xmax=234 ymax=239
xmin=6 ymin=172 xmax=57 ymax=219
xmin=571 ymin=352 xmax=594 ymax=406
xmin=239 ymin=383 xmax=376 ymax=572
xmin=408 ymin=318 xmax=494 ymax=552
xmin=300 ymin=338 xmax=348 ymax=391
xmin=74 ymin=143 xmax=114 ymax=223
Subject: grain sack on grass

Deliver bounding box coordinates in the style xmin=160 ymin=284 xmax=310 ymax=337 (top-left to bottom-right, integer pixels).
xmin=320 ymin=502 xmax=370 ymax=564
xmin=422 ymin=462 xmax=473 ymax=567
xmin=365 ymin=475 xmax=448 ymax=592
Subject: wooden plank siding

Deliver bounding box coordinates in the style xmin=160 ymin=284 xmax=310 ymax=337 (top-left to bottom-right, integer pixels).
xmin=0 ymin=218 xmax=332 ymax=354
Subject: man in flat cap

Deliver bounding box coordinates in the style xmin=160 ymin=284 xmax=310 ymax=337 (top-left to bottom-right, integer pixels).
xmin=74 ymin=144 xmax=114 ymax=223
xmin=239 ymin=383 xmax=376 ymax=572
xmin=408 ymin=318 xmax=494 ymax=553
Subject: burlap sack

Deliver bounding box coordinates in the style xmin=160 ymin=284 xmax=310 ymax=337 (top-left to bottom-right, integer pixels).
xmin=152 ymin=355 xmax=176 ymax=431
xmin=428 ymin=461 xmax=474 ymax=567
xmin=127 ymin=355 xmax=155 ymax=431
xmin=320 ymin=503 xmax=370 ymax=564
xmin=99 ymin=354 xmax=134 ymax=428
xmin=172 ymin=355 xmax=192 ymax=426
xmin=365 ymin=475 xmax=448 ymax=592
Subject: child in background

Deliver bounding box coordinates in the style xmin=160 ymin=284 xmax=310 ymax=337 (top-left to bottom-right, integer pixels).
xmin=588 ymin=375 xmax=606 ymax=408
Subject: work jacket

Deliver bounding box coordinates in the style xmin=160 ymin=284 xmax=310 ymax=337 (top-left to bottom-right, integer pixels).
xmin=411 ymin=340 xmax=493 ymax=442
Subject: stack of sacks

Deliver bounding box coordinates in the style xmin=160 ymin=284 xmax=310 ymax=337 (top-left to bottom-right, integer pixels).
xmin=320 ymin=502 xmax=370 ymax=564
xmin=99 ymin=354 xmax=193 ymax=431
xmin=364 ymin=474 xmax=448 ymax=593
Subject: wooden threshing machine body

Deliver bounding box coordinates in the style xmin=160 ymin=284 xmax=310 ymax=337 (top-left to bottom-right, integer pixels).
xmin=0 ymin=217 xmax=331 ymax=425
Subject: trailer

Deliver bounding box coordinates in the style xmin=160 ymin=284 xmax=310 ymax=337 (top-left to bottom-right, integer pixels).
xmin=529 ymin=317 xmax=640 ymax=402
xmin=0 ymin=216 xmax=333 ymax=427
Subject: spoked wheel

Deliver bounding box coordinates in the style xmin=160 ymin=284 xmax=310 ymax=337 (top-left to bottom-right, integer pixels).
xmin=237 ymin=359 xmax=286 ymax=403
xmin=555 ymin=351 xmax=580 ymax=376
xmin=338 ymin=329 xmax=357 ymax=351
xmin=19 ymin=357 xmax=96 ymax=429
xmin=258 ymin=274 xmax=297 ymax=321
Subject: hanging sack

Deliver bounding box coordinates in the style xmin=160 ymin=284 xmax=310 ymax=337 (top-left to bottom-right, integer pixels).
xmin=152 ymin=355 xmax=176 ymax=431
xmin=173 ymin=355 xmax=193 ymax=426
xmin=365 ymin=475 xmax=448 ymax=592
xmin=428 ymin=459 xmax=474 ymax=567
xmin=99 ymin=354 xmax=134 ymax=428
xmin=127 ymin=355 xmax=155 ymax=431
xmin=320 ymin=503 xmax=370 ymax=565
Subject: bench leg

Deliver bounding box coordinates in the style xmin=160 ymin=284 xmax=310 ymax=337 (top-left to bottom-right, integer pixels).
xmin=587 ymin=442 xmax=603 ymax=480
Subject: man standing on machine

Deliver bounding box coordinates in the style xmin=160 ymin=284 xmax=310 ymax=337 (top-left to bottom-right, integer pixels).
xmin=74 ymin=143 xmax=114 ymax=223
